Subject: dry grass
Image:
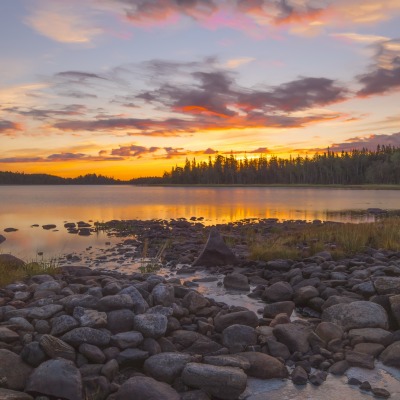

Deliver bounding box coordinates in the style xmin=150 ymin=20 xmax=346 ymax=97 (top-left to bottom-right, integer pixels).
xmin=0 ymin=258 xmax=60 ymax=287
xmin=250 ymin=217 xmax=400 ymax=261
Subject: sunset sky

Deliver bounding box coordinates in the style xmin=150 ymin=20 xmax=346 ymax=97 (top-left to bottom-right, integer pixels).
xmin=1 ymin=0 xmax=400 ymax=179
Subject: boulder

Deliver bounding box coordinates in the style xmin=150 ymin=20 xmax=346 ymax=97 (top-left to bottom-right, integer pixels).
xmin=61 ymin=327 xmax=111 ymax=347
xmin=39 ymin=334 xmax=76 ymax=361
xmin=116 ymin=348 xmax=149 ymax=366
xmin=106 ymin=309 xmax=135 ymax=333
xmin=20 ymin=342 xmax=47 ymax=367
xmin=347 ymin=328 xmax=392 ymax=345
xmin=119 ymin=286 xmax=149 ymax=314
xmin=134 ymin=314 xmax=168 ymax=338
xmin=25 ymin=359 xmax=82 ymax=400
xmin=0 ymin=389 xmax=33 ymax=400
xmin=236 ymin=352 xmax=288 ymax=379
xmin=380 ymin=341 xmax=400 ymax=367
xmin=110 ymin=331 xmax=144 ymax=349
xmin=79 ymin=343 xmax=106 ymax=364
xmin=214 ymin=310 xmax=258 ymax=332
xmin=116 ymin=376 xmax=180 ymax=400
xmin=192 ymin=228 xmax=238 ymax=267
xmin=73 ymin=307 xmax=107 ymax=328
xmin=223 ymin=274 xmax=250 ymax=291
xmin=222 ymin=324 xmax=257 ymax=353
xmin=0 ymin=234 xmax=6 ymax=245
xmin=291 ymin=366 xmax=308 ymax=385
xmin=273 ymin=323 xmax=311 ymax=353
xmin=315 ymin=322 xmax=343 ymax=344
xmin=0 ymin=326 xmax=19 ymax=342
xmin=50 ymin=314 xmax=79 ymax=336
xmin=144 ymin=352 xmax=192 ymax=383
xmin=374 ymin=277 xmax=400 ymax=295
xmin=263 ymin=301 xmax=295 ymax=318
xmin=389 ymin=294 xmax=400 ymax=327
xmin=345 ymin=350 xmax=374 ymax=369
xmin=263 ymin=282 xmax=293 ymax=303
xmin=0 ymin=349 xmax=32 ymax=391
xmin=182 ymin=291 xmax=209 ymax=313
xmin=182 ymin=363 xmax=247 ymax=400
xmin=322 ymin=301 xmax=388 ymax=330
xmin=0 ymin=254 xmax=24 ymax=268
xmin=97 ymin=294 xmax=134 ymax=311
xmin=203 ymin=355 xmax=251 ymax=370
xmin=152 ymin=284 xmax=175 ymax=306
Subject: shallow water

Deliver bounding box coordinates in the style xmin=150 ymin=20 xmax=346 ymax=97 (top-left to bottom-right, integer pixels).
xmin=1 ymin=185 xmax=400 ymax=258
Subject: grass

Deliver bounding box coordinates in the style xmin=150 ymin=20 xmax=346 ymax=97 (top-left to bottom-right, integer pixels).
xmin=138 ymin=238 xmax=170 ymax=273
xmin=250 ymin=217 xmax=400 ymax=261
xmin=0 ymin=257 xmax=61 ymax=287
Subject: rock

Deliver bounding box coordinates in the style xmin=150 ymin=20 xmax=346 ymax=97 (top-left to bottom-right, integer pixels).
xmin=222 ymin=324 xmax=257 ymax=353
xmin=79 ymin=343 xmax=106 ymax=364
xmin=263 ymin=282 xmax=293 ymax=302
xmin=73 ymin=307 xmax=107 ymax=328
xmin=329 ymin=360 xmax=349 ymax=375
xmin=42 ymin=224 xmax=56 ymax=230
xmin=291 ymin=366 xmax=308 ymax=385
xmin=0 ymin=234 xmax=6 ymax=244
xmin=294 ymin=286 xmax=319 ymax=305
xmin=223 ymin=273 xmax=250 ymax=291
xmin=203 ymin=355 xmax=251 ymax=370
xmin=371 ymin=388 xmax=391 ymax=398
xmin=97 ymin=294 xmax=134 ymax=311
xmin=214 ymin=310 xmax=258 ymax=332
xmin=380 ymin=341 xmax=400 ymax=367
xmin=180 ymin=390 xmax=211 ymax=400
xmin=152 ymin=284 xmax=175 ymax=306
xmin=101 ymin=359 xmax=119 ymax=381
xmin=50 ymin=314 xmax=79 ymax=336
xmin=39 ymin=334 xmax=76 ymax=361
xmin=106 ymin=309 xmax=135 ymax=334
xmin=389 ymin=295 xmax=400 ymax=327
xmin=35 ymin=319 xmax=51 ymax=334
xmin=182 ymin=291 xmax=209 ymax=313
xmin=116 ymin=376 xmax=180 ymax=400
xmin=134 ymin=314 xmax=168 ymax=338
xmin=237 ymin=352 xmax=288 ymax=379
xmin=346 ymin=350 xmax=374 ymax=369
xmin=61 ymin=327 xmax=111 ymax=347
xmin=116 ymin=348 xmax=149 ymax=366
xmin=83 ymin=376 xmax=109 ymax=400
xmin=182 ymin=362 xmax=247 ymax=400
xmin=119 ymin=286 xmax=149 ymax=314
xmin=263 ymin=301 xmax=295 ymax=318
xmin=20 ymin=342 xmax=47 ymax=367
xmin=315 ymin=322 xmax=344 ymax=344
xmin=0 ymin=389 xmax=33 ymax=400
xmin=0 ymin=254 xmax=25 ymax=268
xmin=322 ymin=301 xmax=389 ymax=330
xmin=110 ymin=331 xmax=144 ymax=349
xmin=266 ymin=260 xmax=291 ymax=271
xmin=374 ymin=277 xmax=400 ymax=295
xmin=61 ymin=295 xmax=99 ymax=313
xmin=309 ymin=371 xmax=327 ymax=386
xmin=0 ymin=326 xmax=19 ymax=342
xmin=4 ymin=228 xmax=18 ymax=232
xmin=265 ymin=338 xmax=291 ymax=360
xmin=354 ymin=343 xmax=385 ymax=357
xmin=0 ymin=349 xmax=33 ymax=391
xmin=144 ymin=352 xmax=192 ymax=383
xmin=192 ymin=228 xmax=238 ymax=267
xmin=28 ymin=304 xmax=63 ymax=319
xmin=348 ymin=328 xmax=392 ymax=345
xmin=273 ymin=323 xmax=311 ymax=353
xmin=26 ymin=359 xmax=82 ymax=400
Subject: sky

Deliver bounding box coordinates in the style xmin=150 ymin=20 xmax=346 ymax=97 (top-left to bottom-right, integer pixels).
xmin=1 ymin=0 xmax=400 ymax=179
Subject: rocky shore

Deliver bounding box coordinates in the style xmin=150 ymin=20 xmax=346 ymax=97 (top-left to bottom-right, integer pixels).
xmin=0 ymin=220 xmax=400 ymax=399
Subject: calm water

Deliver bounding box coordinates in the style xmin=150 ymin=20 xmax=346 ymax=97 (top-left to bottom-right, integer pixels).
xmin=1 ymin=185 xmax=400 ymax=258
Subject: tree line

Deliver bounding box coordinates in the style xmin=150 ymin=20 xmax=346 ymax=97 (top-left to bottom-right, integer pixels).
xmin=154 ymin=145 xmax=400 ymax=185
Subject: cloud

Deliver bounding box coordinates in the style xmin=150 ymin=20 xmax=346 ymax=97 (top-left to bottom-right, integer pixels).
xmin=224 ymin=57 xmax=255 ymax=69
xmin=0 ymin=120 xmax=23 ymax=135
xmin=6 ymin=104 xmax=87 ymax=120
xmin=55 ymin=71 xmax=107 ymax=82
xmin=25 ymin=1 xmax=103 ymax=44
xmin=249 ymin=147 xmax=270 ymax=153
xmin=111 ymin=145 xmax=160 ymax=157
xmin=331 ymin=32 xmax=389 ymax=44
xmin=0 ymin=152 xmax=124 ymax=163
xmin=357 ymin=39 xmax=400 ymax=96
xmin=59 ymin=91 xmax=98 ymax=99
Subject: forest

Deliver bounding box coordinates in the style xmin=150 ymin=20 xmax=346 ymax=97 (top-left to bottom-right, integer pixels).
xmin=2 ymin=146 xmax=400 ymax=185
xmin=156 ymin=145 xmax=400 ymax=185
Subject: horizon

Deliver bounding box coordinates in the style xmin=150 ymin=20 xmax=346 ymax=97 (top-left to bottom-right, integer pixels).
xmin=1 ymin=1 xmax=400 ymax=179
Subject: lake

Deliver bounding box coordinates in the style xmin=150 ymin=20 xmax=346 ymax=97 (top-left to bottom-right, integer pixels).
xmin=1 ymin=185 xmax=400 ymax=258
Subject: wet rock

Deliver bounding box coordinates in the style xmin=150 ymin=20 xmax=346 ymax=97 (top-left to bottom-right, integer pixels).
xmin=322 ymin=301 xmax=389 ymax=330
xmin=346 ymin=350 xmax=374 ymax=369
xmin=26 ymin=359 xmax=82 ymax=400
xmin=263 ymin=282 xmax=293 ymax=303
xmin=134 ymin=313 xmax=168 ymax=338
xmin=0 ymin=389 xmax=33 ymax=400
xmin=237 ymin=352 xmax=288 ymax=379
xmin=61 ymin=327 xmax=111 ymax=347
xmin=0 ymin=349 xmax=33 ymax=391
xmin=116 ymin=376 xmax=180 ymax=400
xmin=4 ymin=228 xmax=18 ymax=233
xmin=263 ymin=301 xmax=295 ymax=318
xmin=329 ymin=360 xmax=349 ymax=375
xmin=0 ymin=234 xmax=6 ymax=244
xmin=214 ymin=310 xmax=258 ymax=332
xmin=315 ymin=322 xmax=344 ymax=344
xmin=222 ymin=324 xmax=257 ymax=353
xmin=223 ymin=273 xmax=250 ymax=291
xmin=144 ymin=352 xmax=192 ymax=383
xmin=371 ymin=387 xmax=391 ymax=398
xmin=309 ymin=371 xmax=327 ymax=386
xmin=42 ymin=224 xmax=56 ymax=230
xmin=291 ymin=366 xmax=308 ymax=385
xmin=203 ymin=355 xmax=251 ymax=370
xmin=380 ymin=341 xmax=400 ymax=367
xmin=182 ymin=362 xmax=247 ymax=400
xmin=273 ymin=323 xmax=311 ymax=353
xmin=192 ymin=228 xmax=238 ymax=267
